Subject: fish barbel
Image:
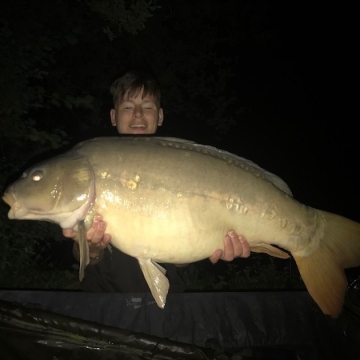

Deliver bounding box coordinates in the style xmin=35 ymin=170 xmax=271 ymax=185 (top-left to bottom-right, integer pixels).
xmin=3 ymin=136 xmax=360 ymax=317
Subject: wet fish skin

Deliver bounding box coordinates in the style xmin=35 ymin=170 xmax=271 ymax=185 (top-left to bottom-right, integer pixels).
xmin=3 ymin=136 xmax=360 ymax=317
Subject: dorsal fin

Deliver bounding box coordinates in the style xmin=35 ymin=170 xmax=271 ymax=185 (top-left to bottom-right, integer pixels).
xmin=153 ymin=137 xmax=293 ymax=196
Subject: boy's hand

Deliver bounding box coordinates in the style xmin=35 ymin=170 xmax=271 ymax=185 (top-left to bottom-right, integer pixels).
xmin=209 ymin=230 xmax=250 ymax=264
xmin=62 ymin=215 xmax=111 ymax=257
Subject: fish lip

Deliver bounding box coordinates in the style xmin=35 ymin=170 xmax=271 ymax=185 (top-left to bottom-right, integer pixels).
xmin=2 ymin=192 xmax=29 ymax=219
xmin=3 ymin=191 xmax=64 ymax=220
xmin=2 ymin=192 xmax=15 ymax=207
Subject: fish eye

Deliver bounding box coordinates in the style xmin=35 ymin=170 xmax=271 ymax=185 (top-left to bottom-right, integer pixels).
xmin=32 ymin=170 xmax=43 ymax=182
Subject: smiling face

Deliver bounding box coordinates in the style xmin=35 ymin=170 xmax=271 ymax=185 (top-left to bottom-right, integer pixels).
xmin=110 ymin=87 xmax=164 ymax=135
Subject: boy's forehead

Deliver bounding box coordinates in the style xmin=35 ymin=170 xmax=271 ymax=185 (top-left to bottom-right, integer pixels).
xmin=122 ymin=88 xmax=157 ymax=102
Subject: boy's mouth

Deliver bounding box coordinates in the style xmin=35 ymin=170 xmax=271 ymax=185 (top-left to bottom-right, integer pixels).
xmin=130 ymin=124 xmax=146 ymax=128
xmin=129 ymin=123 xmax=148 ymax=134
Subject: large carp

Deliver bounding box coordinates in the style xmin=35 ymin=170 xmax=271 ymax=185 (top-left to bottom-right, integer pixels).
xmin=3 ymin=137 xmax=360 ymax=317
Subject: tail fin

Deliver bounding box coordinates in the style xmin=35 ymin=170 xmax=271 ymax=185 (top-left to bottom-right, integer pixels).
xmin=293 ymin=210 xmax=360 ymax=318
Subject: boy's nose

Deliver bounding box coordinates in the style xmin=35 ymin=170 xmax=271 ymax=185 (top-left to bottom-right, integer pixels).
xmin=134 ymin=106 xmax=143 ymax=116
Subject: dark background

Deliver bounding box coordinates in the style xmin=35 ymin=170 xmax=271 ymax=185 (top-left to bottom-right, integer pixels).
xmin=1 ymin=0 xmax=357 ymax=218
xmin=0 ymin=0 xmax=358 ymax=288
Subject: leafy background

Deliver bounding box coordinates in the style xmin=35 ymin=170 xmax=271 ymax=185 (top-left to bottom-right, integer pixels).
xmin=0 ymin=0 xmax=357 ymax=291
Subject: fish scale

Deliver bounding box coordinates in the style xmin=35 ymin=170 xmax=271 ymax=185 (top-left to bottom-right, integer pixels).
xmin=3 ymin=136 xmax=360 ymax=317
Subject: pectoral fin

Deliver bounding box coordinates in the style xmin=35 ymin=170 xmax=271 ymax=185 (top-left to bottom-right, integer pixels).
xmin=138 ymin=258 xmax=169 ymax=308
xmin=78 ymin=220 xmax=90 ymax=281
xmin=250 ymin=243 xmax=290 ymax=259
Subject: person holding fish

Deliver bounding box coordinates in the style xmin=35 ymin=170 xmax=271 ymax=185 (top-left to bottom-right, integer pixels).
xmin=5 ymin=68 xmax=360 ymax=315
xmin=62 ymin=70 xmax=250 ymax=293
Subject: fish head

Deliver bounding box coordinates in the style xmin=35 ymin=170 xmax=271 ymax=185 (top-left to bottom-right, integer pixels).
xmin=3 ymin=153 xmax=95 ymax=228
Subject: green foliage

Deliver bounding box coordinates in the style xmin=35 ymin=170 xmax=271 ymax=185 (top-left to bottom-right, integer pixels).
xmin=0 ymin=204 xmax=80 ymax=289
xmin=49 ymin=93 xmax=94 ymax=110
xmin=0 ymin=0 xmax=161 ymax=290
xmin=0 ymin=0 xmax=159 ymax=148
xmin=86 ymin=0 xmax=160 ymax=39
xmin=0 ymin=0 xmax=305 ymax=291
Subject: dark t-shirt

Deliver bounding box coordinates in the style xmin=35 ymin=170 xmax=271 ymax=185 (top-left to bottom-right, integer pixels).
xmin=81 ymin=247 xmax=185 ymax=293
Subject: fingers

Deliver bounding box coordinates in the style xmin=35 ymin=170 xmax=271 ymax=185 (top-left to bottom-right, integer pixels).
xmin=63 ymin=215 xmax=111 ymax=254
xmin=209 ymin=230 xmax=251 ymax=264
xmin=237 ymin=234 xmax=250 ymax=258
xmin=62 ymin=228 xmax=78 ymax=241
xmin=221 ymin=233 xmax=236 ymax=261
xmin=209 ymin=249 xmax=223 ymax=264
xmin=228 ymin=230 xmax=250 ymax=259
xmin=86 ymin=215 xmax=105 ymax=244
xmin=87 ymin=215 xmax=111 ymax=253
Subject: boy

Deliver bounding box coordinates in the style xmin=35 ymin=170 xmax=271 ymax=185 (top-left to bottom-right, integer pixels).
xmin=63 ymin=70 xmax=250 ymax=292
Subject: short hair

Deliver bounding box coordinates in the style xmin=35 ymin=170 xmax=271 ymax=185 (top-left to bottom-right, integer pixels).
xmin=110 ymin=70 xmax=161 ymax=108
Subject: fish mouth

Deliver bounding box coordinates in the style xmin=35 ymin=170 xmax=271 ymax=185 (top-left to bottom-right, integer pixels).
xmin=2 ymin=192 xmax=14 ymax=207
xmin=2 ymin=192 xmax=28 ymax=219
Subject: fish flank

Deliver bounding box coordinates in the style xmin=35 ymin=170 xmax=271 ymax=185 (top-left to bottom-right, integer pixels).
xmin=3 ymin=136 xmax=360 ymax=318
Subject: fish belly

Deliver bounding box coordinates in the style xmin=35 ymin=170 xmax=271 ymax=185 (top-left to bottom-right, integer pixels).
xmin=78 ymin=138 xmax=321 ymax=262
xmin=93 ymin=189 xmax=232 ymax=263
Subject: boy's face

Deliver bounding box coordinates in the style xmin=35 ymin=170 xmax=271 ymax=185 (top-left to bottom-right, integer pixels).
xmin=110 ymin=88 xmax=163 ymax=135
